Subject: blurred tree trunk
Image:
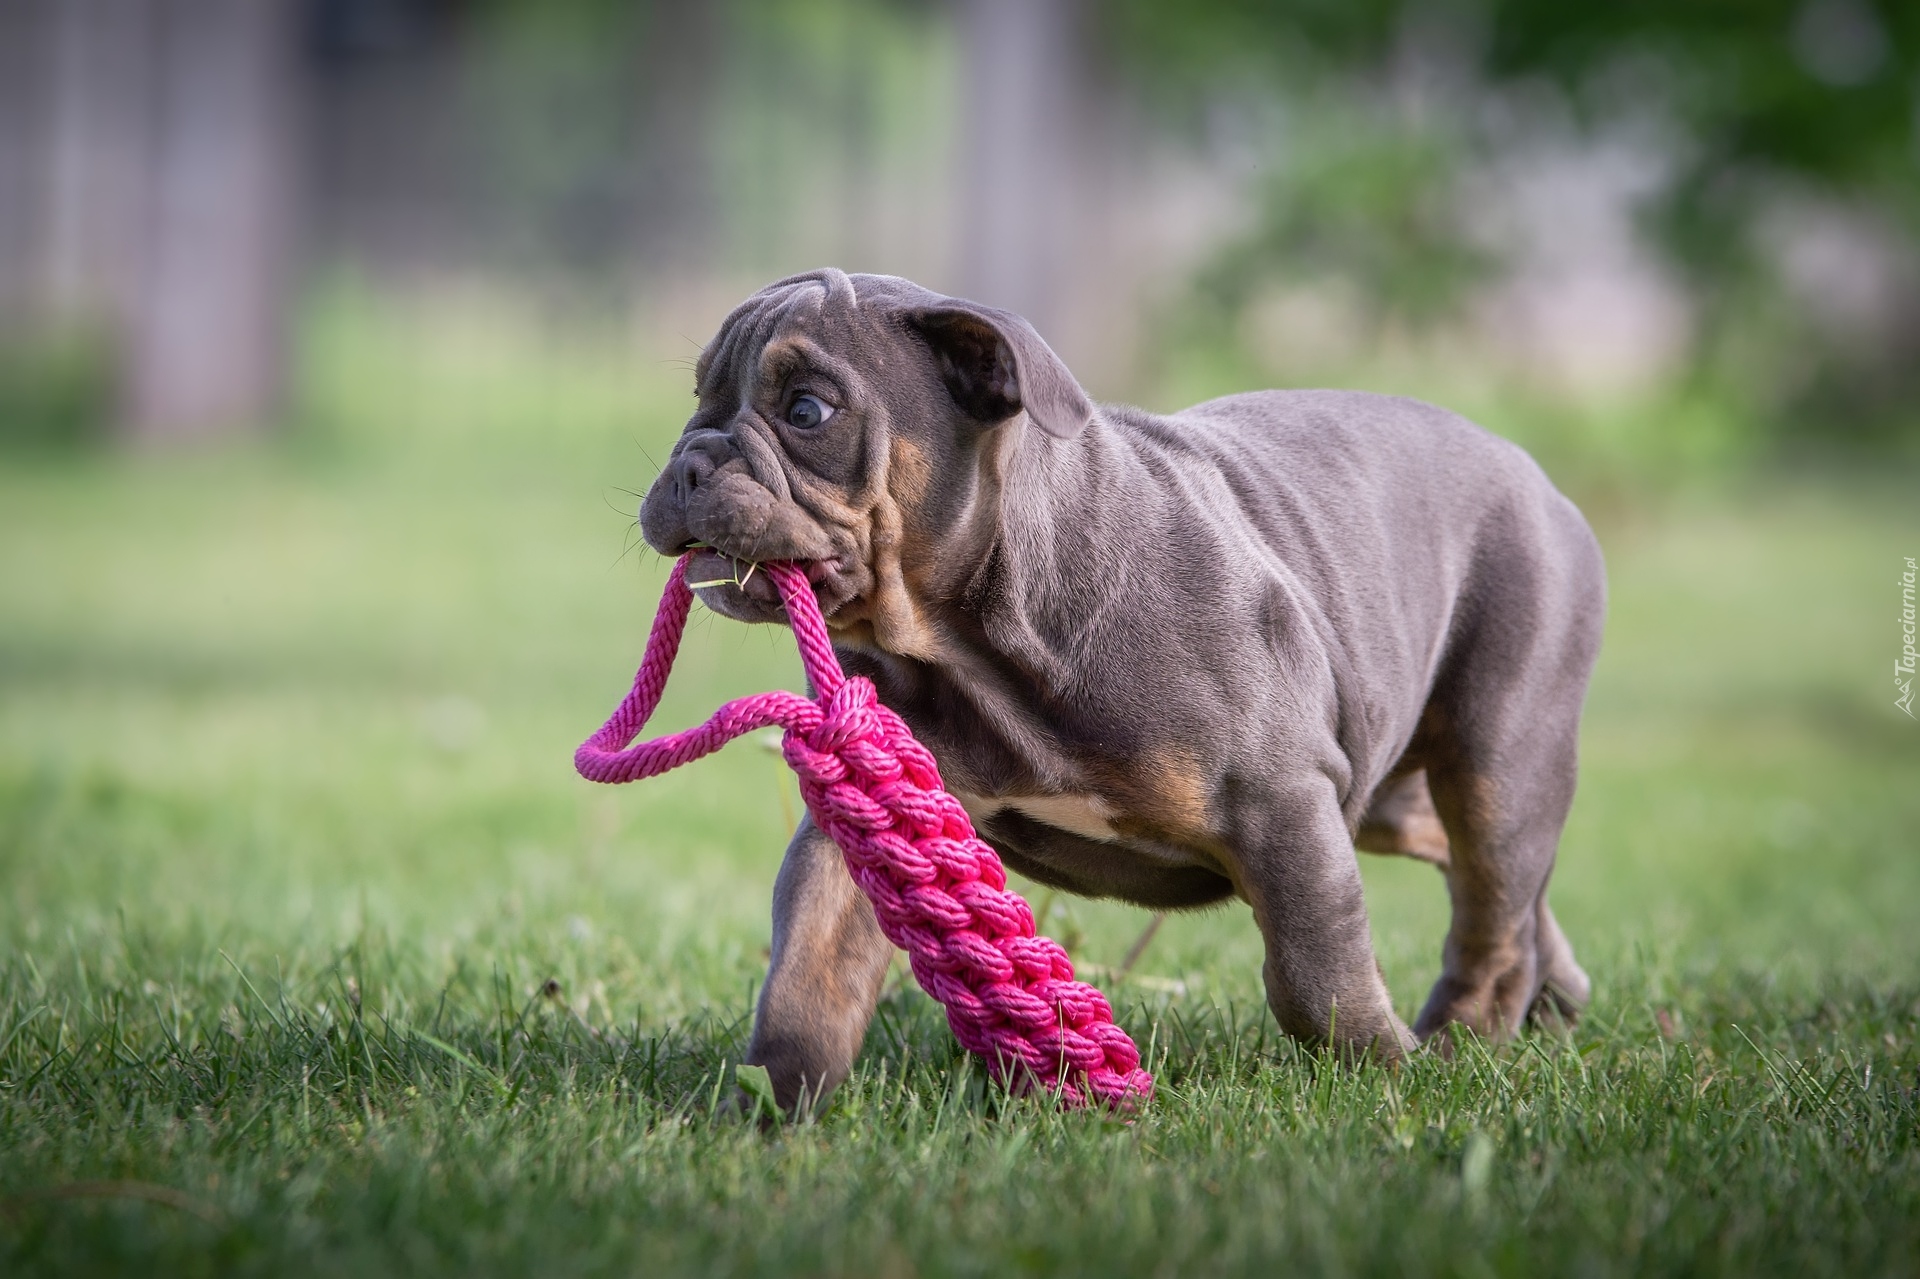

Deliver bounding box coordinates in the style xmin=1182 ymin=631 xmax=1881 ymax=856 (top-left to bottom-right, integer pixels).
xmin=39 ymin=0 xmax=153 ymax=336
xmin=0 ymin=0 xmax=45 ymax=335
xmin=125 ymin=0 xmax=301 ymax=442
xmin=954 ymin=0 xmax=1081 ymax=340
xmin=632 ymin=0 xmax=719 ymax=291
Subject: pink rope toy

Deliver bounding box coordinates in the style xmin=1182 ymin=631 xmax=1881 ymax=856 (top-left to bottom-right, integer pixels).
xmin=575 ymin=556 xmax=1153 ymax=1110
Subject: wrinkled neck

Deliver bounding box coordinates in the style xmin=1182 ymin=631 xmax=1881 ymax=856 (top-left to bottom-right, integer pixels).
xmin=930 ymin=411 xmax=1164 ymax=689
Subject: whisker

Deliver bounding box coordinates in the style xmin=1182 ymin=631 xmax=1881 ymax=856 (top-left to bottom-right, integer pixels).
xmin=631 ymin=435 xmax=662 ymax=475
xmin=611 ymin=522 xmax=648 ymax=569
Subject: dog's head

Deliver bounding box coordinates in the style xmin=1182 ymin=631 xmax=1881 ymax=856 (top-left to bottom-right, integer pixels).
xmin=639 ymin=269 xmax=1092 ymax=656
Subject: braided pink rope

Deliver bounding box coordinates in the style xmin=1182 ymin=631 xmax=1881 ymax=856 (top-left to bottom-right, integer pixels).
xmin=576 ymin=557 xmax=1153 ymax=1109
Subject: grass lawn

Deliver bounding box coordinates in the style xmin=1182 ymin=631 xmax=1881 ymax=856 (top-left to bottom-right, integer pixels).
xmin=1 ymin=331 xmax=1916 ymax=1275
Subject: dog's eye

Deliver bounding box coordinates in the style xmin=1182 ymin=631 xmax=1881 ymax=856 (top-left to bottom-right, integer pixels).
xmin=786 ymin=394 xmax=834 ymax=430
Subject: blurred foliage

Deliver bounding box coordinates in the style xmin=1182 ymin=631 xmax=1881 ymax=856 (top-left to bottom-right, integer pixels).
xmin=1109 ymin=0 xmax=1920 ymax=450
xmin=0 ymin=334 xmax=113 ymax=455
xmin=1191 ymin=116 xmax=1491 ymax=329
xmin=1112 ymin=0 xmax=1917 ymax=188
xmin=1485 ymin=0 xmax=1919 ymax=192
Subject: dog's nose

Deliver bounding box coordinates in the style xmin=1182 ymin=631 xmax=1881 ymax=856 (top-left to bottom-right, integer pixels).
xmin=640 ymin=445 xmax=724 ymax=555
xmin=670 ymin=450 xmax=715 ymax=505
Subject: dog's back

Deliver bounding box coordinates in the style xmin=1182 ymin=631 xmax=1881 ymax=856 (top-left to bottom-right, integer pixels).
xmin=1104 ymin=388 xmax=1604 ymax=809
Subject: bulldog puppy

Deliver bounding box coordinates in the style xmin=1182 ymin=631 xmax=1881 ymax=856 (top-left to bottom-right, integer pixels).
xmin=639 ymin=269 xmax=1603 ymax=1114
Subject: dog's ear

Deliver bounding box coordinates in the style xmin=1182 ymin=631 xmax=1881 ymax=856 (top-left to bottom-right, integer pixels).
xmin=904 ymin=303 xmax=1093 ymax=439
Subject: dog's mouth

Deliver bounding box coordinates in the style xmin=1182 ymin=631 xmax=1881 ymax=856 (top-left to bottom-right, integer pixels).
xmin=682 ymin=546 xmax=855 ymax=623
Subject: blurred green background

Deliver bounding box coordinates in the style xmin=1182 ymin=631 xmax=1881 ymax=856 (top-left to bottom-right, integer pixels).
xmin=5 ymin=0 xmax=1919 ymax=465
xmin=1 ymin=2 xmax=1917 ymax=1274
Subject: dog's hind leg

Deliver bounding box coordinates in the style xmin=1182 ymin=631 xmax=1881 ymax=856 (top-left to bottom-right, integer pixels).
xmin=1530 ymin=895 xmax=1590 ymax=1025
xmin=1414 ymin=746 xmax=1576 ymax=1043
xmin=1357 ymin=770 xmax=1587 ymax=1025
xmin=1412 ymin=517 xmax=1602 ymax=1043
xmin=745 ymin=816 xmax=895 ymax=1115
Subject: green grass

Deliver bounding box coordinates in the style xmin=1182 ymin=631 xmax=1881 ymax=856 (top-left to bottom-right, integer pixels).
xmin=2 ymin=311 xmax=1917 ymax=1275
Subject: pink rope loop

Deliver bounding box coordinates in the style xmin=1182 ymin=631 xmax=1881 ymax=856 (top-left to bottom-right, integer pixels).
xmin=575 ymin=556 xmax=1153 ymax=1111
